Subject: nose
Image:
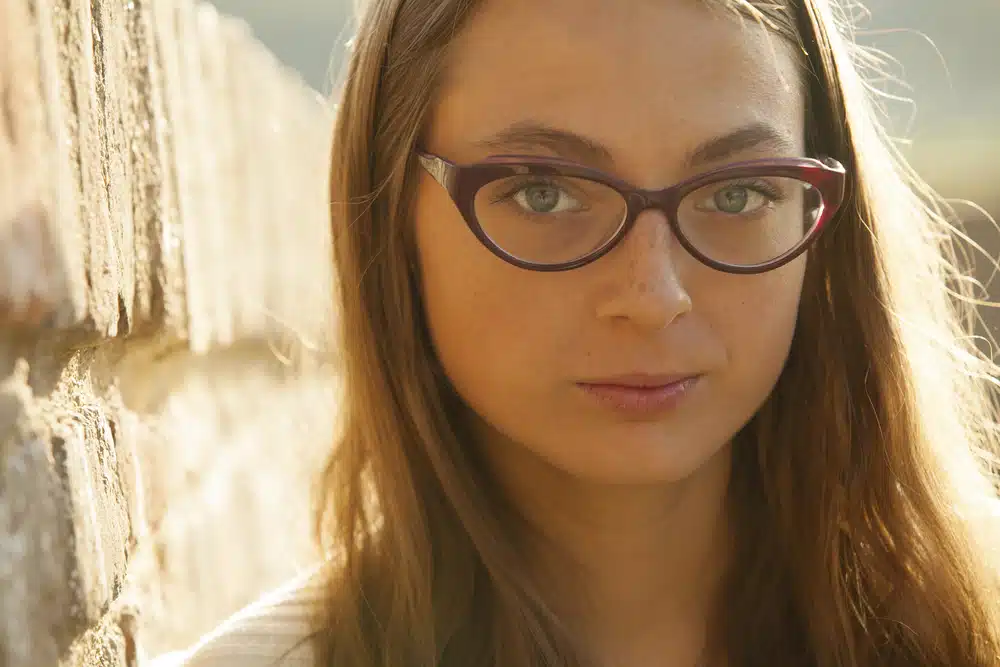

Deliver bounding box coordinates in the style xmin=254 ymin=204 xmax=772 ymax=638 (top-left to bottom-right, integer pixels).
xmin=595 ymin=208 xmax=692 ymax=330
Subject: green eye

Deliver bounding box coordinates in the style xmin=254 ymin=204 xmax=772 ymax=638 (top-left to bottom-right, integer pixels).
xmin=714 ymin=187 xmax=751 ymax=214
xmin=519 ymin=185 xmax=563 ymax=213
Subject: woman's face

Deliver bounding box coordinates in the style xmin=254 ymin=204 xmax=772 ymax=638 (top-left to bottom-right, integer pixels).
xmin=415 ymin=0 xmax=807 ymax=485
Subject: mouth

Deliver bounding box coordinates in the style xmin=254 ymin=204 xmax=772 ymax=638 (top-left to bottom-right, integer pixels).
xmin=576 ymin=374 xmax=702 ymax=415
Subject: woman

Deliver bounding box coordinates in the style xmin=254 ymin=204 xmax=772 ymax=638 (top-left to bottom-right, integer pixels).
xmin=178 ymin=0 xmax=1000 ymax=665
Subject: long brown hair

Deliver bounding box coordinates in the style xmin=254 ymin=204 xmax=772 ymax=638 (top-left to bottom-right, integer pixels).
xmin=313 ymin=1 xmax=1000 ymax=665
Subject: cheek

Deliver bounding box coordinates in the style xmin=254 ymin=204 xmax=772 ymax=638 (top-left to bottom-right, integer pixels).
xmin=704 ymin=259 xmax=805 ymax=386
xmin=413 ymin=181 xmax=566 ymax=396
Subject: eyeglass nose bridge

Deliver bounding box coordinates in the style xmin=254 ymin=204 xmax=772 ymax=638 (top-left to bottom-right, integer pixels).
xmin=614 ymin=186 xmax=685 ymax=245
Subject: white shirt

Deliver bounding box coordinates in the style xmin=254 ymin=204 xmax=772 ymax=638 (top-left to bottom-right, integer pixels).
xmin=154 ymin=565 xmax=326 ymax=667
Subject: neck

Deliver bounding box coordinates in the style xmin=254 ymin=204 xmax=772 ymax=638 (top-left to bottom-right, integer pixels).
xmin=480 ymin=434 xmax=733 ymax=667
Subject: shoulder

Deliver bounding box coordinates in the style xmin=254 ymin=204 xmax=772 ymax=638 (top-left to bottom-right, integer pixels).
xmin=153 ymin=564 xmax=328 ymax=667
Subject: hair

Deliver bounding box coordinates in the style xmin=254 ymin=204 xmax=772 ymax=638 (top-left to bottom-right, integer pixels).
xmin=311 ymin=0 xmax=1000 ymax=665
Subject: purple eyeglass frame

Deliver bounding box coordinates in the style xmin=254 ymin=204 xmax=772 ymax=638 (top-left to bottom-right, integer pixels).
xmin=417 ymin=152 xmax=847 ymax=274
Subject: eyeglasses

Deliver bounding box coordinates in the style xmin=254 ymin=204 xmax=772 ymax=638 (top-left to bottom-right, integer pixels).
xmin=418 ymin=152 xmax=847 ymax=274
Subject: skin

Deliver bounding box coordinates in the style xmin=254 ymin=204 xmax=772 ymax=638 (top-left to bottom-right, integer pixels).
xmin=415 ymin=0 xmax=807 ymax=663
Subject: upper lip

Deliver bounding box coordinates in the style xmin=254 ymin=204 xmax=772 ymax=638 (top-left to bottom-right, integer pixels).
xmin=577 ymin=373 xmax=701 ymax=388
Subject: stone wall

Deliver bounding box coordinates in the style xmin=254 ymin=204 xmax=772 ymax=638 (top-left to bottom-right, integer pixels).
xmin=0 ymin=1 xmax=337 ymax=666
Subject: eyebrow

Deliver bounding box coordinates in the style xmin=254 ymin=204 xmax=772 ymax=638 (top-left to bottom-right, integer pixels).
xmin=473 ymin=120 xmax=614 ymax=165
xmin=472 ymin=120 xmax=798 ymax=169
xmin=685 ymin=122 xmax=798 ymax=166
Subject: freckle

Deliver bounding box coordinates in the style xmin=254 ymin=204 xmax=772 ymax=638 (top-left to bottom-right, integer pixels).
xmin=638 ymin=281 xmax=649 ymax=294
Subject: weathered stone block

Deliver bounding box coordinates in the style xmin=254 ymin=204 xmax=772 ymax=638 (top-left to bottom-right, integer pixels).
xmin=59 ymin=608 xmax=136 ymax=667
xmin=0 ymin=360 xmax=75 ymax=667
xmin=116 ymin=349 xmax=334 ymax=655
xmin=0 ymin=0 xmax=87 ymax=331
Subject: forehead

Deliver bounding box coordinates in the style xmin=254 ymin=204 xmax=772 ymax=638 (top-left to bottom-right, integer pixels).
xmin=426 ymin=0 xmax=806 ymax=171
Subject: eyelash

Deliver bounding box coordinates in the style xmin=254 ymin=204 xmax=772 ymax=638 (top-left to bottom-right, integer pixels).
xmin=490 ymin=178 xmax=568 ymax=205
xmin=718 ymin=179 xmax=786 ymax=203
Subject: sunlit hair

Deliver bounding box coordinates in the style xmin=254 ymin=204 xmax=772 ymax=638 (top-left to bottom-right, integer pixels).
xmin=313 ymin=0 xmax=1000 ymax=665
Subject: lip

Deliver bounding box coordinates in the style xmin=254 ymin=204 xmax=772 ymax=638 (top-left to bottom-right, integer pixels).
xmin=576 ymin=374 xmax=702 ymax=415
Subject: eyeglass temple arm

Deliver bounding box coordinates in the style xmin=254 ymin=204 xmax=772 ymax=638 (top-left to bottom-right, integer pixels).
xmin=417 ymin=153 xmax=455 ymax=190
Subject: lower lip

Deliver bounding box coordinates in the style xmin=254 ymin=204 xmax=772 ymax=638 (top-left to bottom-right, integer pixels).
xmin=577 ymin=377 xmax=701 ymax=415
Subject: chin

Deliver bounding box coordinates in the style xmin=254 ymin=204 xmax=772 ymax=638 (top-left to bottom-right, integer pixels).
xmin=551 ymin=431 xmax=733 ymax=487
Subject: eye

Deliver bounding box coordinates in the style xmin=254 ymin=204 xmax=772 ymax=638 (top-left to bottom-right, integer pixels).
xmin=695 ymin=182 xmax=779 ymax=215
xmin=512 ymin=182 xmax=584 ymax=214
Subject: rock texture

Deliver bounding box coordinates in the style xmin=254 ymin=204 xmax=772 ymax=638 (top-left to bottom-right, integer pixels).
xmin=0 ymin=1 xmax=336 ymax=665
